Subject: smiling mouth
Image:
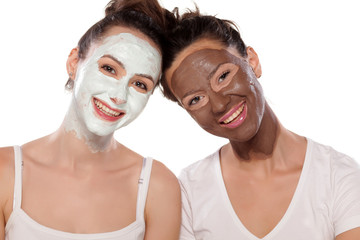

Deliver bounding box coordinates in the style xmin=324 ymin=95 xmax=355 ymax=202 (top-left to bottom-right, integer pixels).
xmin=219 ymin=101 xmax=247 ymax=128
xmin=93 ymin=98 xmax=125 ymax=120
xmin=222 ymin=104 xmax=245 ymax=124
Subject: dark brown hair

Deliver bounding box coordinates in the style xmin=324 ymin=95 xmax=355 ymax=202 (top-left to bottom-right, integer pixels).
xmin=66 ymin=0 xmax=169 ymax=89
xmin=160 ymin=8 xmax=248 ymax=102
xmin=78 ymin=0 xmax=168 ymax=59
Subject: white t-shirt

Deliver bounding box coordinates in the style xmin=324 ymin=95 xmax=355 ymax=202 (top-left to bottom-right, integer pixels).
xmin=179 ymin=139 xmax=360 ymax=240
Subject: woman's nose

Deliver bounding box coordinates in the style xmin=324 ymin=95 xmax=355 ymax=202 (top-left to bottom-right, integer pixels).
xmin=209 ymin=92 xmax=230 ymax=114
xmin=110 ymin=97 xmax=126 ymax=105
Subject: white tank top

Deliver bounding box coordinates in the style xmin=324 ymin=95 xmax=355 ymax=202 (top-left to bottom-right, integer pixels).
xmin=5 ymin=145 xmax=153 ymax=240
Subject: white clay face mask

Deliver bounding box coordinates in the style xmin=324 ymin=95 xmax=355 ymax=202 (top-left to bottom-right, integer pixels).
xmin=67 ymin=33 xmax=161 ymax=138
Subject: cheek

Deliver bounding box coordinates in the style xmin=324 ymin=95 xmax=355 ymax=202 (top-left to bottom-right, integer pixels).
xmin=229 ymin=76 xmax=249 ymax=94
xmin=254 ymin=82 xmax=266 ymax=116
xmin=220 ymin=67 xmax=255 ymax=95
xmin=127 ymin=88 xmax=151 ymax=114
xmin=247 ymin=77 xmax=264 ymax=107
xmin=187 ymin=107 xmax=215 ymax=128
xmin=75 ymin=66 xmax=110 ymax=96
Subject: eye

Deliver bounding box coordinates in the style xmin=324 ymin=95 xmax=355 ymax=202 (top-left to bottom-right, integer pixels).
xmin=210 ymin=63 xmax=239 ymax=92
xmin=129 ymin=76 xmax=154 ymax=93
xmin=133 ymin=81 xmax=148 ymax=91
xmin=189 ymin=96 xmax=203 ymax=105
xmin=183 ymin=93 xmax=208 ymax=110
xmin=218 ymin=71 xmax=230 ymax=83
xmin=101 ymin=65 xmax=116 ymax=74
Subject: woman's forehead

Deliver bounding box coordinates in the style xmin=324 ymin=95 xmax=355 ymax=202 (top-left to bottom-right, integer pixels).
xmin=102 ymin=25 xmax=161 ymax=53
xmin=172 ymin=49 xmax=234 ymax=83
xmin=80 ymin=32 xmax=162 ymax=82
xmin=170 ymin=48 xmax=246 ymax=102
xmin=165 ymin=39 xmax=224 ymax=82
xmin=178 ymin=48 xmax=241 ymax=69
xmin=166 ymin=39 xmax=245 ymax=86
xmin=170 ymin=48 xmax=245 ymax=91
xmin=82 ymin=27 xmax=161 ymax=64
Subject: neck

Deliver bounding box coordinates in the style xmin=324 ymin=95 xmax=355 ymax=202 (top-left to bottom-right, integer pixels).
xmin=33 ymin=127 xmax=118 ymax=172
xmin=222 ymin=103 xmax=307 ymax=176
xmin=62 ymin=102 xmax=116 ymax=153
xmin=229 ymin=103 xmax=279 ymax=161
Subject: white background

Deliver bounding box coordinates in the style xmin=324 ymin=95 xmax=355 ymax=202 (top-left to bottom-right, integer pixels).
xmin=0 ymin=0 xmax=359 ymax=175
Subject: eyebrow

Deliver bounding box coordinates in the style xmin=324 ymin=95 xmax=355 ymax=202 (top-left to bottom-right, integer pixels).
xmin=207 ymin=62 xmax=228 ymax=80
xmin=136 ymin=73 xmax=154 ymax=83
xmin=182 ymin=90 xmax=202 ymax=100
xmin=102 ymin=54 xmax=125 ymax=69
xmin=181 ymin=63 xmax=228 ymax=100
xmin=181 ymin=62 xmax=228 ymax=100
xmin=101 ymin=55 xmax=154 ymax=83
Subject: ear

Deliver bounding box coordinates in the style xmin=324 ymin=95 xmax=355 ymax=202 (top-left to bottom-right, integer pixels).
xmin=246 ymin=46 xmax=262 ymax=78
xmin=66 ymin=48 xmax=79 ymax=80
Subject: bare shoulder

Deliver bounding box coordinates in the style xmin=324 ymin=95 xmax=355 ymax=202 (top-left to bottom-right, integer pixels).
xmin=144 ymin=160 xmax=181 ymax=239
xmin=336 ymin=227 xmax=360 ymax=239
xmin=116 ymin=143 xmax=144 ymax=163
xmin=0 ymin=147 xmax=15 ymax=225
xmin=0 ymin=146 xmax=15 ymax=184
xmin=147 ymin=159 xmax=181 ymax=207
xmin=0 ymin=146 xmax=14 ymax=160
xmin=150 ymin=160 xmax=180 ymax=192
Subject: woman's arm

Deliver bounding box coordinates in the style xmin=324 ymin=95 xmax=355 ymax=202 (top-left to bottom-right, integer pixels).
xmin=0 ymin=206 xmax=4 ymax=240
xmin=0 ymin=147 xmax=15 ymax=240
xmin=336 ymin=227 xmax=360 ymax=239
xmin=144 ymin=160 xmax=181 ymax=240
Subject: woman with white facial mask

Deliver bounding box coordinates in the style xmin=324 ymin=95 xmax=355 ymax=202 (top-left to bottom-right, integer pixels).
xmin=0 ymin=1 xmax=180 ymax=240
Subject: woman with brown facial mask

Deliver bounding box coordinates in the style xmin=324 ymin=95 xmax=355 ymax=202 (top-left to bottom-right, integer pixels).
xmin=160 ymin=8 xmax=360 ymax=240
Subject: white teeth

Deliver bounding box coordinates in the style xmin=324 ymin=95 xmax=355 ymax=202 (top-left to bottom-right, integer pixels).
xmin=223 ymin=104 xmax=244 ymax=124
xmin=94 ymin=99 xmax=121 ymax=117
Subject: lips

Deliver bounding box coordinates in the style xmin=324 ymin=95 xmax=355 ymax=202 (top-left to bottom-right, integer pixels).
xmin=219 ymin=101 xmax=247 ymax=128
xmin=92 ymin=98 xmax=125 ymax=122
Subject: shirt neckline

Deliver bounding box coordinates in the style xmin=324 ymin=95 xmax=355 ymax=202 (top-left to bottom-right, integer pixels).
xmin=214 ymin=138 xmax=313 ymax=240
xmin=9 ymin=208 xmax=143 ymax=239
xmin=5 ymin=145 xmax=150 ymax=239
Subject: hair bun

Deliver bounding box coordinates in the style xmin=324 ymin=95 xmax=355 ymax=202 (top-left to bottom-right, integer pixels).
xmin=105 ymin=0 xmax=156 ymax=16
xmin=105 ymin=0 xmax=167 ymax=30
xmin=105 ymin=0 xmax=124 ymax=16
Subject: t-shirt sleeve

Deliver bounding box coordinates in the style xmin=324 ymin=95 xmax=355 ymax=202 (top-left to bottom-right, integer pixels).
xmin=179 ymin=177 xmax=196 ymax=240
xmin=332 ymin=154 xmax=360 ymax=236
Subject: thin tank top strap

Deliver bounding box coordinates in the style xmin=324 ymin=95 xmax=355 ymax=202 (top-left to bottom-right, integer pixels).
xmin=136 ymin=157 xmax=153 ymax=220
xmin=12 ymin=145 xmax=23 ymax=210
